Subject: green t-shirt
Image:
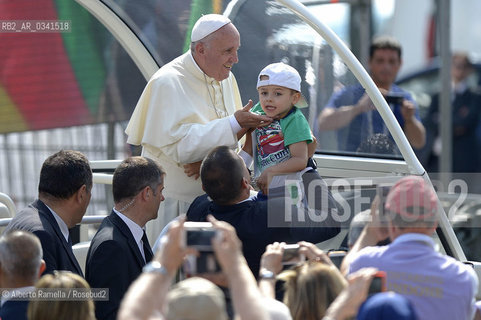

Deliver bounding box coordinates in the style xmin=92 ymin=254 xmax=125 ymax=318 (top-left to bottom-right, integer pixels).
xmin=251 ymin=102 xmax=312 ymax=176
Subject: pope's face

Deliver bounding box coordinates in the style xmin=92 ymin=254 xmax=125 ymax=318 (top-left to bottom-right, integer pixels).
xmin=201 ymin=23 xmax=240 ymax=81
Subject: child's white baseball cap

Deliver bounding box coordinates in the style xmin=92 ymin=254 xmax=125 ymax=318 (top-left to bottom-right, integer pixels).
xmin=256 ymin=62 xmax=308 ymax=108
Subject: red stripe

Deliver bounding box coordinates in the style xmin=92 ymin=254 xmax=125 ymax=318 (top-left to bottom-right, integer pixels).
xmin=0 ymin=0 xmax=91 ymax=130
xmin=426 ymin=13 xmax=436 ymax=60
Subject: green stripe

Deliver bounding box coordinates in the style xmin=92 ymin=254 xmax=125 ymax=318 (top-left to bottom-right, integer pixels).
xmin=183 ymin=0 xmax=214 ymax=53
xmin=54 ymin=0 xmax=106 ymax=114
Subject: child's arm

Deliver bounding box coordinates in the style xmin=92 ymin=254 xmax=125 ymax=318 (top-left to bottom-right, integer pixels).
xmin=239 ymin=129 xmax=254 ymax=169
xmin=241 ymin=129 xmax=253 ymax=157
xmin=308 ymin=135 xmax=317 ymax=158
xmin=237 ymin=127 xmax=249 ymax=140
xmin=256 ymin=141 xmax=308 ymax=194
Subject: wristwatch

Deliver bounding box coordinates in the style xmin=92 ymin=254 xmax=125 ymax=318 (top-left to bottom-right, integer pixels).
xmin=259 ymin=269 xmax=276 ymax=280
xmin=142 ymin=261 xmax=169 ymax=275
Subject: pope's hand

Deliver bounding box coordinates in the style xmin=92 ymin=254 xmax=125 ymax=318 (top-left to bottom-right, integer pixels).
xmin=234 ymin=100 xmax=273 ymax=128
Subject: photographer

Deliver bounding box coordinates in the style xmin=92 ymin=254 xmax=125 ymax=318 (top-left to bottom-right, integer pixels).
xmin=117 ymin=216 xmax=270 ymax=320
xmin=258 ymin=241 xmax=346 ymax=320
xmin=318 ymin=36 xmax=425 ymax=152
xmin=259 ymin=244 xmax=417 ymax=320
xmin=342 ymin=176 xmax=478 ymax=320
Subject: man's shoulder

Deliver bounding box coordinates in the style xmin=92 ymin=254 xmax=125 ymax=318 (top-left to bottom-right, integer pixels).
xmin=150 ymin=52 xmax=190 ymax=82
xmin=349 ymin=245 xmax=389 ymax=270
xmin=326 ymin=84 xmax=365 ymax=107
xmin=438 ymin=253 xmax=478 ymax=281
xmin=89 ymin=235 xmax=125 ymax=255
xmin=188 ymin=194 xmax=265 ymax=212
xmin=187 ymin=194 xmax=212 ymax=220
xmin=5 ymin=201 xmax=51 ymax=234
xmin=334 ymin=83 xmax=364 ymax=95
xmin=191 ymin=194 xmax=211 ymax=205
xmin=356 ymin=244 xmax=389 ymax=258
xmin=87 ymin=218 xmax=128 ymax=262
xmin=0 ymin=300 xmax=28 ymax=320
xmin=90 ymin=214 xmax=126 ymax=246
xmin=91 ymin=218 xmax=115 ymax=240
xmin=187 ymin=195 xmax=267 ymax=221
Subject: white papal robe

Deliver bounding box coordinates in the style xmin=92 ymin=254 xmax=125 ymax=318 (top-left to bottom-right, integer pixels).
xmin=125 ymin=51 xmax=243 ymax=240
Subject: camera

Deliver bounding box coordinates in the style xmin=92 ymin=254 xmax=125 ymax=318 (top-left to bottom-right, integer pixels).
xmin=368 ymin=271 xmax=387 ymax=295
xmin=183 ymin=222 xmax=221 ymax=274
xmin=282 ymin=244 xmax=305 ymax=265
xmin=184 ymin=221 xmax=218 ymax=251
xmin=384 ymin=92 xmax=404 ymax=105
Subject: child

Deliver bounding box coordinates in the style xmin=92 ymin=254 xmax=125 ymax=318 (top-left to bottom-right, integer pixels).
xmin=240 ymin=62 xmax=314 ymax=197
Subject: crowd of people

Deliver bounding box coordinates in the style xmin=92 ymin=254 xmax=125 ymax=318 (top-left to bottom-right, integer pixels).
xmin=2 ymin=151 xmax=476 ymax=319
xmin=1 ymin=12 xmax=481 ymax=320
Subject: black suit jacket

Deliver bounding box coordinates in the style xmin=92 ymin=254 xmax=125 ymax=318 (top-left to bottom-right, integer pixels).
xmin=86 ymin=211 xmax=150 ymax=320
xmin=3 ymin=199 xmax=83 ymax=276
xmin=0 ymin=300 xmax=29 ymax=320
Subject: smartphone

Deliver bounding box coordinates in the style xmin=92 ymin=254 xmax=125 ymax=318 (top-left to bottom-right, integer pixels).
xmin=384 ymin=92 xmax=404 ymax=105
xmin=376 ymin=184 xmax=391 ymax=217
xmin=282 ymin=244 xmax=305 ymax=265
xmin=368 ymin=271 xmax=387 ymax=295
xmin=183 ymin=221 xmax=218 ymax=251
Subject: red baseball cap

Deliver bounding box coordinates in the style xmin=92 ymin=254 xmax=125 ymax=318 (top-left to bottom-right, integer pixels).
xmin=385 ymin=176 xmax=437 ymax=219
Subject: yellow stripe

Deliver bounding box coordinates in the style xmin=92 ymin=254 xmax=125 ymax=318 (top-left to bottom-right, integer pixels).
xmin=213 ymin=0 xmax=222 ymax=13
xmin=0 ymin=85 xmax=28 ymax=133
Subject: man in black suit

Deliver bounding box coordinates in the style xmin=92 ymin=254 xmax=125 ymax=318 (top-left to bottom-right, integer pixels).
xmin=4 ymin=150 xmax=92 ymax=276
xmin=86 ymin=156 xmax=165 ymax=320
xmin=0 ymin=230 xmax=46 ymax=320
xmin=187 ymin=146 xmax=340 ymax=277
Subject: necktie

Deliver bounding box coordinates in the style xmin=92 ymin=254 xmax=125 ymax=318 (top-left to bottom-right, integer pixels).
xmin=142 ymin=231 xmax=153 ymax=263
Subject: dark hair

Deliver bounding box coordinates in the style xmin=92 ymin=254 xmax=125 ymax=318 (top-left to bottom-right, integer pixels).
xmin=112 ymin=157 xmax=165 ymax=203
xmin=38 ymin=150 xmax=92 ymax=199
xmin=370 ymin=36 xmax=402 ymax=60
xmin=200 ymin=146 xmax=245 ymax=205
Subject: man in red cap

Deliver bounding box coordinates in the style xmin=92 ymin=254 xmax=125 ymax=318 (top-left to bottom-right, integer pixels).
xmin=342 ymin=176 xmax=478 ymax=320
